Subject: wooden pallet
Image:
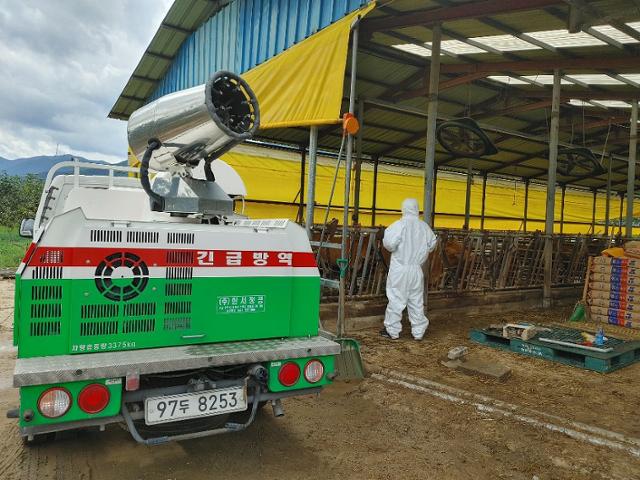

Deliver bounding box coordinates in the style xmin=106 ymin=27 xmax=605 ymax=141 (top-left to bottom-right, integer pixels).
xmin=469 ymin=327 xmax=640 ymax=373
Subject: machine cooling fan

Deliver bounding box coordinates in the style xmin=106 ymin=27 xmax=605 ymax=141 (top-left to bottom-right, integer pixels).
xmin=436 ymin=118 xmax=498 ymax=158
xmin=95 ymin=252 xmax=149 ymax=302
xmin=556 ymin=147 xmax=605 ymax=177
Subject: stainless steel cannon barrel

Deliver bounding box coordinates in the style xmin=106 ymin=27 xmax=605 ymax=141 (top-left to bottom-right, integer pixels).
xmin=127 ymin=71 xmax=259 ymax=171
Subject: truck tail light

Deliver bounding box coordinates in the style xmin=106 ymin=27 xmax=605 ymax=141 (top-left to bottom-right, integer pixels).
xmin=304 ymin=359 xmax=324 ymax=383
xmin=78 ymin=384 xmax=110 ymax=414
xmin=278 ymin=362 xmax=300 ymax=387
xmin=38 ymin=387 xmax=71 ymax=418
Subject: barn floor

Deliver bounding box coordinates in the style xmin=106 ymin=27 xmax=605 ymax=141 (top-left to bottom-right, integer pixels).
xmin=1 ymin=278 xmax=639 ymax=480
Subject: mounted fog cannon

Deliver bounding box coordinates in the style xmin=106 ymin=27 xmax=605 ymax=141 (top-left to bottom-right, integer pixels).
xmin=128 ymin=71 xmax=259 ymax=170
xmin=128 ymin=71 xmax=260 ymax=216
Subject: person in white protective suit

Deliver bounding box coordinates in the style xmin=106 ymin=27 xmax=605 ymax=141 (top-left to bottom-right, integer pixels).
xmin=381 ymin=198 xmax=437 ymax=340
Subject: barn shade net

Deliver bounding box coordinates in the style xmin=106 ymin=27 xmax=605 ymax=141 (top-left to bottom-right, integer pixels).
xmin=242 ymin=2 xmax=376 ymax=130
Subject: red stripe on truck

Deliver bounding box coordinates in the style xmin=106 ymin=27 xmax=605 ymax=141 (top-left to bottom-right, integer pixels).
xmin=27 ymin=247 xmax=317 ymax=268
xmin=21 ymin=242 xmax=37 ymax=265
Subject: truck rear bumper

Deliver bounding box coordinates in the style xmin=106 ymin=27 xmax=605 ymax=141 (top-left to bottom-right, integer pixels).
xmin=14 ymin=336 xmax=341 ymax=387
xmin=18 ymin=386 xmax=323 ymax=440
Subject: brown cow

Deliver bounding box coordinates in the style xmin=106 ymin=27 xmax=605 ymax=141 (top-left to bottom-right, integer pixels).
xmin=427 ymin=236 xmax=465 ymax=289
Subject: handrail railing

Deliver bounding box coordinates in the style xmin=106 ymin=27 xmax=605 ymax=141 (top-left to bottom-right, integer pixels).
xmin=34 ymin=159 xmax=142 ymax=232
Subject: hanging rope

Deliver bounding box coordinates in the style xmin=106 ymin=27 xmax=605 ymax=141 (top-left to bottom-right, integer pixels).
xmin=570 ymin=112 xmax=575 ymax=145
xmin=582 ymin=102 xmax=586 ymax=146
xmin=600 ymin=120 xmax=612 ymax=164
xmin=315 ymin=134 xmax=347 ymax=263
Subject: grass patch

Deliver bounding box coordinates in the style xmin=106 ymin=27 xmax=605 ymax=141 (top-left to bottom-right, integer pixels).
xmin=0 ymin=226 xmax=29 ymax=269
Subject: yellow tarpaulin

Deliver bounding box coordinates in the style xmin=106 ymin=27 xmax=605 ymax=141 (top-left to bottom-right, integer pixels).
xmin=219 ymin=146 xmax=640 ymax=235
xmin=242 ymin=2 xmax=376 ymax=129
xmin=129 ymin=144 xmax=640 ymax=235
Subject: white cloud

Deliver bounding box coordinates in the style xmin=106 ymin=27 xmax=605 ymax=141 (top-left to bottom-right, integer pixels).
xmin=0 ymin=126 xmax=123 ymax=163
xmin=0 ymin=0 xmax=173 ymax=162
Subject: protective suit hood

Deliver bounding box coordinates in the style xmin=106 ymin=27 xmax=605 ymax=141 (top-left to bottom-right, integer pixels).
xmin=401 ymin=198 xmax=419 ymax=217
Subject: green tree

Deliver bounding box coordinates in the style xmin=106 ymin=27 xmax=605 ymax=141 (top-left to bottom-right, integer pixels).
xmin=0 ymin=173 xmax=44 ymax=227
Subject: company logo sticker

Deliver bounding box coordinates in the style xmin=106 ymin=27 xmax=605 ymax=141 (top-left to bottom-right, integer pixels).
xmin=217 ymin=295 xmax=265 ymax=314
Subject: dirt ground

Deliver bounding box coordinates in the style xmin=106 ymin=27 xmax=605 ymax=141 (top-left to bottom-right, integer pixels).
xmin=1 ymin=277 xmax=640 ymax=480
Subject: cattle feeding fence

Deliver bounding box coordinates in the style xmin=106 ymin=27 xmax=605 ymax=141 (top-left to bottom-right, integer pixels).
xmin=311 ymin=226 xmax=615 ymax=300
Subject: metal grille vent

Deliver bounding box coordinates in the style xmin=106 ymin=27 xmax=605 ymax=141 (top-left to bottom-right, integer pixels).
xmin=30 ymin=321 xmax=61 ymax=336
xmin=30 ymin=304 xmax=62 ymax=318
xmin=123 ymin=302 xmax=156 ymax=317
xmin=165 ymin=283 xmax=193 ymax=296
xmin=166 ymin=267 xmax=193 ymax=280
xmin=164 ymin=301 xmax=192 ymax=315
xmin=94 ymin=252 xmax=149 ymax=302
xmin=90 ymin=229 xmax=122 ymax=243
xmin=163 ymin=317 xmax=191 ymax=331
xmin=122 ymin=318 xmax=155 ymax=334
xmin=80 ymin=320 xmax=118 ymax=336
xmin=31 ymin=285 xmax=62 ymax=300
xmin=32 ymin=267 xmax=63 ymax=279
xmin=126 ymin=231 xmax=159 ymax=243
xmin=167 ymin=232 xmax=195 ymax=244
xmin=166 ymin=250 xmax=194 ymax=264
xmin=39 ymin=249 xmax=63 ymax=264
xmin=80 ymin=304 xmax=119 ymax=319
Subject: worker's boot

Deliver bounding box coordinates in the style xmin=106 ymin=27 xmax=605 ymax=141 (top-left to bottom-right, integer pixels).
xmin=379 ymin=328 xmax=399 ymax=340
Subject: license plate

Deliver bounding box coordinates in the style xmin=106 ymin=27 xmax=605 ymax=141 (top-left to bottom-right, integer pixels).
xmin=144 ymin=385 xmax=247 ymax=425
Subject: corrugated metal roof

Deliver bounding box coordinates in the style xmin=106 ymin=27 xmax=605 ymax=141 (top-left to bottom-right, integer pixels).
xmin=269 ymin=0 xmax=640 ymax=193
xmin=109 ymin=0 xmax=367 ymax=119
xmin=109 ymin=0 xmax=229 ymax=119
xmin=113 ymin=0 xmax=640 ymax=193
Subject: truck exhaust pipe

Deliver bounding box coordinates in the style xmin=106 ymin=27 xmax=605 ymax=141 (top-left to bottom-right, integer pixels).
xmin=271 ymin=399 xmax=284 ymax=417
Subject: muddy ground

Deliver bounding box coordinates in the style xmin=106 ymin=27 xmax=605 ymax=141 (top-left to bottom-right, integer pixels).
xmin=1 ymin=278 xmax=639 ymax=480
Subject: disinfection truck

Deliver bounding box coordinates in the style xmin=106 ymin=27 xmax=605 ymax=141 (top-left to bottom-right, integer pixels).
xmin=8 ymin=71 xmax=339 ymax=444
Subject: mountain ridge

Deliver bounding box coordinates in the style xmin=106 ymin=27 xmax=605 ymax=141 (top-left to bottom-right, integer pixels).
xmin=0 ymin=154 xmax=128 ymax=177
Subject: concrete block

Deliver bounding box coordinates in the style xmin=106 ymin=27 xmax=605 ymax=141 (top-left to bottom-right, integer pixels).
xmin=441 ymin=355 xmax=511 ymax=382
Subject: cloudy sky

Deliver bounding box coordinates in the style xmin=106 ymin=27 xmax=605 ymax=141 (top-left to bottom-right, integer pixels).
xmin=0 ymin=0 xmax=172 ymax=163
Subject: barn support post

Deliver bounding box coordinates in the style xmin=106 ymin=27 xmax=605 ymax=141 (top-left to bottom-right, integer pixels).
xmin=605 ymin=155 xmax=612 ymax=237
xmin=337 ymin=19 xmax=359 ymax=338
xmin=480 ymin=174 xmax=487 ymax=231
xmin=591 ymin=189 xmax=597 ymax=234
xmin=523 ymin=178 xmax=530 ymax=232
xmin=560 ymin=184 xmax=566 ymax=234
xmin=619 ymin=193 xmax=624 ymax=236
xmin=353 ymin=99 xmax=364 ymax=224
xmin=371 ymin=155 xmax=379 ymax=226
xmin=626 ymin=100 xmax=638 ymax=238
xmin=464 ymin=160 xmax=473 ymax=230
xmin=422 ymin=24 xmax=441 ymax=310
xmin=304 ymin=126 xmax=318 ymax=238
xmin=543 ymin=69 xmax=561 ymax=308
xmin=297 ymin=144 xmax=306 ymax=224
xmin=423 ymin=23 xmax=441 ymax=226
xmin=432 ymin=167 xmax=439 ymax=226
